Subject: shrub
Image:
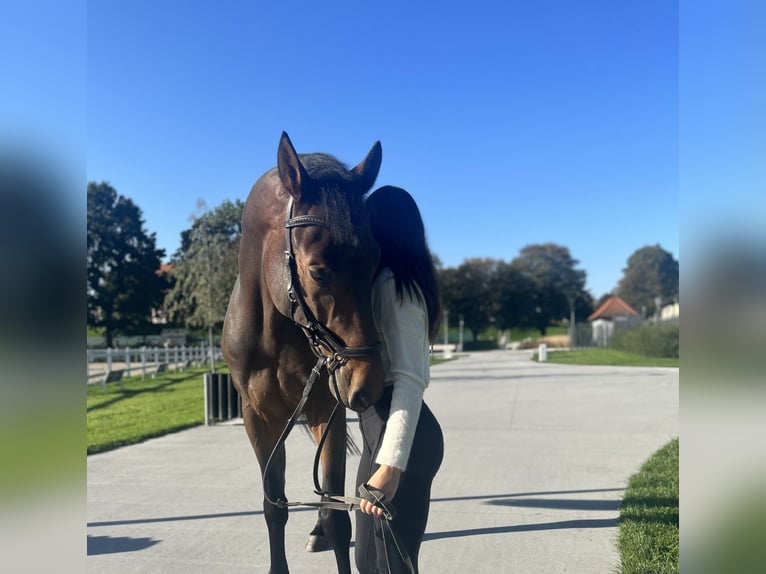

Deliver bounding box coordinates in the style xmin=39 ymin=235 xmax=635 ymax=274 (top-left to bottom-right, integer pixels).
xmin=462 ymin=340 xmax=498 ymax=351
xmin=609 ymin=322 xmax=679 ymax=358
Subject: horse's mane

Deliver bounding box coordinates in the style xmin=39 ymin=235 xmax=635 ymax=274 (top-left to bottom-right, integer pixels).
xmin=299 ymin=153 xmax=368 ymax=246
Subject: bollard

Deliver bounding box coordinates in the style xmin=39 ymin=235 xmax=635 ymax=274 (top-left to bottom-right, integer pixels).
xmin=538 ymin=343 xmax=548 ymax=362
xmin=203 ymin=374 xmax=211 ymax=426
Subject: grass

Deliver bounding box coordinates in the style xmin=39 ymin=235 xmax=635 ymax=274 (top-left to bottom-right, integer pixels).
xmin=535 ymin=348 xmax=679 ymax=368
xmin=88 ymin=355 xmax=455 ymax=454
xmin=86 ymin=364 xmax=227 ymax=454
xmin=618 ymin=438 xmax=679 ymax=574
xmin=430 ymin=355 xmax=457 ymax=366
xmin=508 ymin=325 xmax=567 ymax=341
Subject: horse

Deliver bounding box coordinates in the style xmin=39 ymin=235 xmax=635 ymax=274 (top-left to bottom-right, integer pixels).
xmin=221 ymin=132 xmax=387 ymax=574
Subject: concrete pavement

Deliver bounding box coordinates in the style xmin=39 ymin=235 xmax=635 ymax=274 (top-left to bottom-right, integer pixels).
xmin=87 ymin=350 xmax=678 ymax=573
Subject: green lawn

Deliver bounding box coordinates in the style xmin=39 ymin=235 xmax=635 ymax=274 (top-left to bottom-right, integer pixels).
xmin=619 ymin=438 xmax=679 ymax=574
xmin=535 ymin=348 xmax=678 ymax=368
xmin=508 ymin=325 xmax=567 ymax=341
xmin=86 ymin=364 xmax=226 ymax=454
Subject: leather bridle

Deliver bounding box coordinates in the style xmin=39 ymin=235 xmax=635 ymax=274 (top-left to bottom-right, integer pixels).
xmin=283 ymin=197 xmax=381 ymax=383
xmin=260 ymin=198 xmax=414 ymax=573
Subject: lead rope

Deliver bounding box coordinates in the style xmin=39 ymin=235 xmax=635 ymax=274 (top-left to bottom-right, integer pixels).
xmin=260 ymin=355 xmax=326 ymax=510
xmin=261 ymin=363 xmax=414 ymax=574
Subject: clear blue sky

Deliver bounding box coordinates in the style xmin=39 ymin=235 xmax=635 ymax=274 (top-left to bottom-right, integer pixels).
xmin=87 ymin=0 xmax=679 ymax=298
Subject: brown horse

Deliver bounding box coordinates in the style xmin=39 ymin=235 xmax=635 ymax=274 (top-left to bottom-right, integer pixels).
xmin=221 ymin=132 xmax=386 ymax=574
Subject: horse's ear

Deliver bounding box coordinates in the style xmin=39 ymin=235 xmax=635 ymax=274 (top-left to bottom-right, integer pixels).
xmin=277 ymin=132 xmax=309 ymax=200
xmin=352 ymin=141 xmax=382 ymax=194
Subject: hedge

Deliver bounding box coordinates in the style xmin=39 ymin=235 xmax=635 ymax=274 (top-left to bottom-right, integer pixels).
xmin=609 ymin=322 xmax=679 ymax=358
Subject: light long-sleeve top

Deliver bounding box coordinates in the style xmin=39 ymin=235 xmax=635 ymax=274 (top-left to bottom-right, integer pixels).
xmin=371 ymin=267 xmax=431 ymax=471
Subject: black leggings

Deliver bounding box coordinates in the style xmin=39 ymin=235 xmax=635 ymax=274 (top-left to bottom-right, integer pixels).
xmin=355 ymin=387 xmax=444 ymax=574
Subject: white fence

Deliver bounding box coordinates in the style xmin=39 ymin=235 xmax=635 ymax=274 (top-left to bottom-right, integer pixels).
xmin=86 ymin=344 xmax=222 ymax=385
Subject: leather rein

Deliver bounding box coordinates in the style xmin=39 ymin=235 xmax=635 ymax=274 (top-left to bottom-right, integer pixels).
xmin=259 ymin=198 xmax=413 ymax=573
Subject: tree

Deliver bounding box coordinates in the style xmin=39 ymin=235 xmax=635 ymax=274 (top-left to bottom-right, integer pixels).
xmin=87 ymin=182 xmax=167 ymax=347
xmin=164 ymin=200 xmax=242 ymax=370
xmin=439 ymin=258 xmax=498 ymax=341
xmin=510 ymin=243 xmax=590 ymax=335
xmin=490 ymin=260 xmax=535 ymax=332
xmin=617 ymin=244 xmax=679 ymax=317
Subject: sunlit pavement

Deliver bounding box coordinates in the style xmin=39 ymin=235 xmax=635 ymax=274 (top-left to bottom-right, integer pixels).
xmin=87 ymin=350 xmax=678 ymax=573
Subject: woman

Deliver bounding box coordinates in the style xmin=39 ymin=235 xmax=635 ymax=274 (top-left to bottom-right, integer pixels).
xmin=356 ymin=186 xmax=444 ymax=574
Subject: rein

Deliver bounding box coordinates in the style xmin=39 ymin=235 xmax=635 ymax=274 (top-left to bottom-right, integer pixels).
xmin=260 ymin=358 xmax=413 ymax=574
xmin=259 ymin=198 xmax=414 ymax=573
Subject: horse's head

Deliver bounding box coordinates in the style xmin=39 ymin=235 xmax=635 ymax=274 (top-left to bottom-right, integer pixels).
xmin=270 ymin=132 xmax=385 ymax=412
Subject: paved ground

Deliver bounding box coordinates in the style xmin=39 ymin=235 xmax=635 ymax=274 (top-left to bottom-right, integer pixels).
xmin=87 ymin=350 xmax=678 ymax=573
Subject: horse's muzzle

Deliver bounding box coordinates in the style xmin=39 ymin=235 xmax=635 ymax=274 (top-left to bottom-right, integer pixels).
xmin=348 ymin=388 xmax=374 ymax=412
xmin=333 ymin=360 xmax=384 ymax=413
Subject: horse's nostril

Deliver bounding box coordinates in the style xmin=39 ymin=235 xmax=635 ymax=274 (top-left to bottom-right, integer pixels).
xmin=350 ymin=390 xmax=371 ymax=412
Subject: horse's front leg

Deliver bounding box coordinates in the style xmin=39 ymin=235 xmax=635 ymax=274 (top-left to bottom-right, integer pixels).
xmin=243 ymin=403 xmax=290 ymax=574
xmin=309 ymin=412 xmax=352 ymax=574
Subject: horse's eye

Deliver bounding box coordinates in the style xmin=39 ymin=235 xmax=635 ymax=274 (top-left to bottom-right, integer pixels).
xmin=308 ymin=266 xmax=331 ymax=286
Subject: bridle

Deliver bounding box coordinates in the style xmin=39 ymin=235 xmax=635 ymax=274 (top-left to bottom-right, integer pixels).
xmin=259 ymin=197 xmax=414 ymax=573
xmin=282 ymin=197 xmax=381 ymax=386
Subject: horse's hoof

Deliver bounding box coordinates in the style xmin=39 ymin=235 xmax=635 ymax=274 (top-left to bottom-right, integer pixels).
xmin=305 ymin=534 xmax=331 ymax=553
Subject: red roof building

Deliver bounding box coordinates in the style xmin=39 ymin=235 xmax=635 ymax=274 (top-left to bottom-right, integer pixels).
xmin=588 ymin=296 xmax=638 ymax=322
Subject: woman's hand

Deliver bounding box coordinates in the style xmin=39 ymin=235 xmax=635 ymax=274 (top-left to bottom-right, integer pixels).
xmin=359 ymin=465 xmax=402 ymax=517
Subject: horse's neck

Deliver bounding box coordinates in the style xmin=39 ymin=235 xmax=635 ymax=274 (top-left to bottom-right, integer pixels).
xmin=227 ymin=191 xmax=317 ymax=372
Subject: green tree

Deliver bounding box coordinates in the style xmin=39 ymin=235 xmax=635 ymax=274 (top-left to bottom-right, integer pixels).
xmin=164 ymin=200 xmax=242 ymax=370
xmin=490 ymin=260 xmax=535 ymax=332
xmin=510 ymin=243 xmax=589 ymax=335
xmin=617 ymin=244 xmax=679 ymax=316
xmin=87 ymin=182 xmax=167 ymax=347
xmin=439 ymin=258 xmax=498 ymax=341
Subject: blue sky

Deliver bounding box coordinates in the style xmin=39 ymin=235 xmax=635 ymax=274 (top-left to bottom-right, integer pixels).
xmin=87 ymin=0 xmax=679 ymax=298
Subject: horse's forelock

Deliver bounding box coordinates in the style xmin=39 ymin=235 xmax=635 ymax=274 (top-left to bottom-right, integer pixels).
xmin=298 ymin=153 xmax=368 ymax=246
xmin=299 ymin=153 xmax=352 ymax=183
xmin=319 ymin=187 xmax=367 ymax=245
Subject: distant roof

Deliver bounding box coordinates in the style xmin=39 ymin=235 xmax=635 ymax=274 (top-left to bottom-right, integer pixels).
xmin=588 ymin=296 xmax=638 ymax=321
xmin=156 ymin=262 xmax=173 ymax=276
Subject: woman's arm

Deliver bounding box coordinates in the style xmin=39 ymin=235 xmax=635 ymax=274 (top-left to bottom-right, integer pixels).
xmin=361 ymin=274 xmax=429 ymax=515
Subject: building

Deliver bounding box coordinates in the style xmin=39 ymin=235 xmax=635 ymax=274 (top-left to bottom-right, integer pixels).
xmin=588 ymin=295 xmax=642 ymax=346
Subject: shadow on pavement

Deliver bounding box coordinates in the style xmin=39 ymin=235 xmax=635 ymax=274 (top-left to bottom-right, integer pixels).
xmin=87 ymin=535 xmax=160 ymax=555
xmin=87 ymin=506 xmax=317 ymax=528
xmin=424 ymin=518 xmax=618 ymax=542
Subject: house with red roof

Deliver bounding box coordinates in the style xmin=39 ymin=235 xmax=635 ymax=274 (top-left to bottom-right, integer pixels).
xmin=588 ymin=295 xmax=643 ymax=346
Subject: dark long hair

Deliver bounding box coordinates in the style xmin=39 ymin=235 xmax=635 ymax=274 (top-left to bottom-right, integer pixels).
xmin=366 ymin=186 xmax=442 ymax=340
